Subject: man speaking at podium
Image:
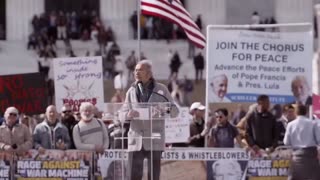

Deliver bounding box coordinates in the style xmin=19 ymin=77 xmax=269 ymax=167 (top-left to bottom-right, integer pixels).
xmin=124 ymin=60 xmax=178 ymax=180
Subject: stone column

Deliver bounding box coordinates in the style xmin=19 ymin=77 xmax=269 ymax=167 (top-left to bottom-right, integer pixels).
xmin=186 ymin=0 xmax=226 ymax=35
xmin=275 ymin=0 xmax=313 ymax=31
xmin=6 ymin=0 xmax=44 ymax=40
xmin=100 ymin=0 xmax=137 ymax=40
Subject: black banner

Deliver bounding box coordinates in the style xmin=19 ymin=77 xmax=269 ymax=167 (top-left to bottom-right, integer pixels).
xmin=0 ymin=73 xmax=47 ymax=114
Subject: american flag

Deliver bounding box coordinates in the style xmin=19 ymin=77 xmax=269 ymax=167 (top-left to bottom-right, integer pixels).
xmin=141 ymin=0 xmax=206 ymax=49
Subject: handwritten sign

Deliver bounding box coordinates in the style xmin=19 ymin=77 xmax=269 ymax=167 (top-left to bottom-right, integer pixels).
xmin=53 ymin=56 xmax=104 ymax=112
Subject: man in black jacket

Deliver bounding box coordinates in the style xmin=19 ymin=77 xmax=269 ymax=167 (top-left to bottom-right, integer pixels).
xmin=61 ymin=104 xmax=78 ymax=149
xmin=246 ymin=95 xmax=279 ymax=153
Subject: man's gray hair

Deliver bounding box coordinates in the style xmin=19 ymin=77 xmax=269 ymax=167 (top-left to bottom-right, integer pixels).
xmin=79 ymin=102 xmax=94 ymax=112
xmin=137 ymin=60 xmax=153 ymax=74
xmin=4 ymin=106 xmax=19 ymax=120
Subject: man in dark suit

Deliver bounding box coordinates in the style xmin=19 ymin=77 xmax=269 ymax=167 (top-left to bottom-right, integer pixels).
xmin=124 ymin=60 xmax=178 ymax=180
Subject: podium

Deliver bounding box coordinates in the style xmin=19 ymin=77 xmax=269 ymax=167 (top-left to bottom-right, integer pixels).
xmin=99 ymin=102 xmax=178 ymax=180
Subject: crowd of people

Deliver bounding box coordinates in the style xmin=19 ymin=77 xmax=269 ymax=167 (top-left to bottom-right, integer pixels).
xmin=0 ymin=59 xmax=319 ymax=179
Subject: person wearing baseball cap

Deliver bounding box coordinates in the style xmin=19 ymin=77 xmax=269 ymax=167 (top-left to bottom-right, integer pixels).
xmin=0 ymin=107 xmax=32 ymax=155
xmin=189 ymin=102 xmax=206 ymax=147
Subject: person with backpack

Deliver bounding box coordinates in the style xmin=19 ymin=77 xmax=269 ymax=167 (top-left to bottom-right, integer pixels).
xmin=73 ymin=102 xmax=109 ymax=154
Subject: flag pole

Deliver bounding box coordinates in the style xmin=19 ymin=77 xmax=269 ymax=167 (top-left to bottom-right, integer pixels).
xmin=137 ymin=0 xmax=141 ymax=61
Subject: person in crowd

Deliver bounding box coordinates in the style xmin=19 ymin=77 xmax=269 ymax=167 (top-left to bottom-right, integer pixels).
xmin=209 ymin=108 xmax=246 ymax=148
xmin=130 ymin=11 xmax=138 ymax=39
xmin=281 ymin=104 xmax=296 ymax=128
xmin=57 ymin=11 xmax=67 ymax=40
xmin=33 ymin=105 xmax=71 ymax=153
xmin=188 ymin=102 xmax=206 ymax=147
xmin=236 ymin=103 xmax=258 ymax=143
xmin=73 ymin=111 xmax=81 ymax=122
xmin=195 ymin=14 xmax=203 ymax=31
xmin=73 ymin=102 xmax=109 ymax=154
xmin=182 ymin=75 xmax=194 ymax=106
xmin=246 ymin=95 xmax=279 ymax=154
xmin=193 ymin=52 xmax=205 ymax=83
xmin=169 ymin=51 xmax=182 ymax=78
xmin=60 ymin=104 xmax=78 ymax=149
xmin=284 ymin=105 xmax=320 ymax=180
xmin=271 ymin=104 xmax=286 ymax=146
xmin=231 ymin=104 xmax=246 ymax=126
xmin=188 ymin=40 xmax=195 ymax=58
xmin=124 ymin=60 xmax=178 ymax=180
xmin=112 ymin=68 xmax=128 ymax=102
xmin=209 ymin=74 xmax=230 ymax=102
xmin=291 ymin=75 xmax=312 ymax=106
xmin=125 ymin=51 xmax=137 ymax=80
xmin=20 ymin=114 xmax=37 ymax=135
xmin=0 ymin=107 xmax=32 ymax=155
xmin=251 ymin=11 xmax=260 ymax=25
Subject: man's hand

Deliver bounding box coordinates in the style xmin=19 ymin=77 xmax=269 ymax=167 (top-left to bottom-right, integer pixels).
xmin=38 ymin=147 xmax=46 ymax=154
xmin=127 ymin=110 xmax=140 ymax=119
xmin=56 ymin=141 xmax=66 ymax=150
xmin=95 ymin=145 xmax=104 ymax=154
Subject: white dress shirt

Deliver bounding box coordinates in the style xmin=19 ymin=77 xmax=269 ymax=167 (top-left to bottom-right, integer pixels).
xmin=284 ymin=116 xmax=320 ymax=148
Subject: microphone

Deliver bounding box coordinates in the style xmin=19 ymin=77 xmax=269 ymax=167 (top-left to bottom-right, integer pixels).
xmin=136 ymin=82 xmax=171 ymax=114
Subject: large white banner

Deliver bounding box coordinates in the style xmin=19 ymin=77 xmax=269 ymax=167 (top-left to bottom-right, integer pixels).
xmin=53 ymin=56 xmax=104 ymax=112
xmin=206 ymin=29 xmax=313 ymax=104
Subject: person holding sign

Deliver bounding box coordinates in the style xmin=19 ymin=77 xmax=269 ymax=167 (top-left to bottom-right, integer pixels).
xmin=124 ymin=60 xmax=178 ymax=180
xmin=291 ymin=75 xmax=312 ymax=106
xmin=209 ymin=74 xmax=231 ymax=103
xmin=284 ymin=105 xmax=320 ymax=180
xmin=33 ymin=105 xmax=71 ymax=153
xmin=0 ymin=107 xmax=32 ymax=155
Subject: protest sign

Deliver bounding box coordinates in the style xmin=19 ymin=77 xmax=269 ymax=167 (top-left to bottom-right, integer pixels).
xmin=247 ymin=159 xmax=290 ymax=180
xmin=165 ymin=107 xmax=191 ymax=143
xmin=206 ymin=29 xmax=313 ymax=104
xmin=0 ymin=151 xmax=13 ymax=180
xmin=53 ymin=56 xmax=104 ymax=112
xmin=15 ymin=150 xmax=92 ymax=180
xmin=96 ymin=150 xmax=128 ymax=180
xmin=0 ymin=73 xmax=47 ymax=114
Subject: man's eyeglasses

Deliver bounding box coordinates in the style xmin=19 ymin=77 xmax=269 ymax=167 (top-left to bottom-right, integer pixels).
xmin=9 ymin=113 xmax=17 ymax=117
xmin=62 ymin=110 xmax=72 ymax=113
